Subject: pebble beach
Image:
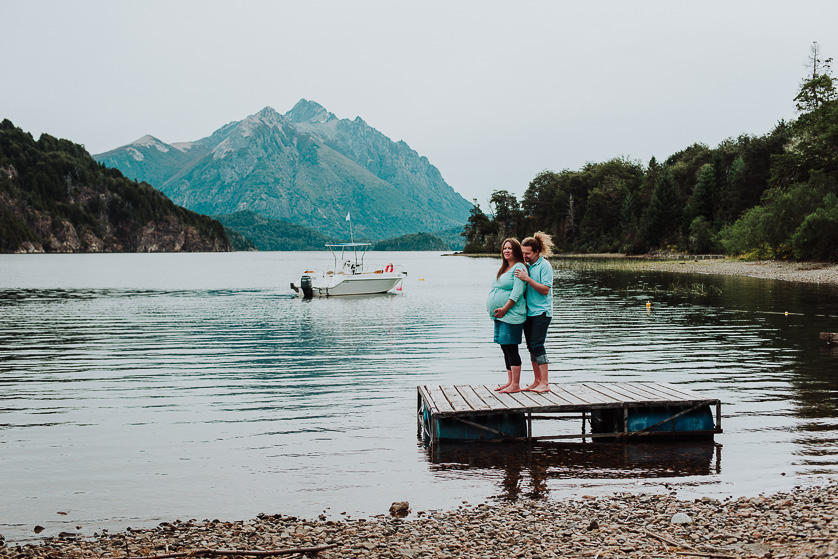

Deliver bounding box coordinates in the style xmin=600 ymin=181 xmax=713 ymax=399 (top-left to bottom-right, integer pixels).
xmin=624 ymin=258 xmax=838 ymax=287
xmin=4 ymin=484 xmax=837 ymax=559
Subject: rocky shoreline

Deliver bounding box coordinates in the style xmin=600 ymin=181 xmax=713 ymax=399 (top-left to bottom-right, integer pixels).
xmin=4 ymin=483 xmax=837 ymax=559
xmin=461 ymin=253 xmax=838 ymax=288
xmin=620 ymin=257 xmax=838 ymax=287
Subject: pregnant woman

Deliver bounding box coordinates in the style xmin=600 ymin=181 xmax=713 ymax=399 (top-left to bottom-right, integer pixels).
xmin=486 ymin=238 xmax=527 ymax=393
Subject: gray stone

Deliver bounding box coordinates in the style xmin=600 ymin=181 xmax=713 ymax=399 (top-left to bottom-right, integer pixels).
xmin=671 ymin=512 xmax=693 ymax=524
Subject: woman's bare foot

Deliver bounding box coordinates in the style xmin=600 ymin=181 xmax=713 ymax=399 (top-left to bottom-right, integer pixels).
xmin=523 ymin=382 xmax=539 ymax=391
xmin=500 ymin=385 xmax=522 ymax=393
xmin=495 ymin=370 xmax=513 ymax=391
xmin=530 ymin=383 xmax=550 ymax=393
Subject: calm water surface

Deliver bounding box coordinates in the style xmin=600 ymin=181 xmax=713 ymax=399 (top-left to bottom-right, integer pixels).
xmin=1 ymin=252 xmax=838 ymax=542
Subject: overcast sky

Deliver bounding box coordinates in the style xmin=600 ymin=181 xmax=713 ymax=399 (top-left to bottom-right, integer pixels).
xmin=3 ymin=1 xmax=836 ymax=204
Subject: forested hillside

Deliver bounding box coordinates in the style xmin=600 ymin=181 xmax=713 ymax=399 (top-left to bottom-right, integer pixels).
xmin=432 ymin=226 xmax=466 ymax=251
xmin=0 ymin=120 xmax=230 ymax=253
xmin=371 ymin=232 xmax=449 ymax=251
xmin=212 ymin=211 xmax=335 ymax=251
xmin=464 ymin=44 xmax=838 ymax=261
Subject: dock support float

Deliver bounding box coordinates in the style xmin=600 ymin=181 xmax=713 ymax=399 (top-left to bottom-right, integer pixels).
xmin=418 ymin=383 xmax=722 ymax=444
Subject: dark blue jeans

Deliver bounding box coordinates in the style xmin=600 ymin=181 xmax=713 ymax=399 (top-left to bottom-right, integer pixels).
xmin=524 ymin=313 xmax=551 ymax=365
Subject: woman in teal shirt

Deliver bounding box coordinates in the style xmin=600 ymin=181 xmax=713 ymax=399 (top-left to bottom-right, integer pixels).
xmin=486 ymin=238 xmax=527 ymax=393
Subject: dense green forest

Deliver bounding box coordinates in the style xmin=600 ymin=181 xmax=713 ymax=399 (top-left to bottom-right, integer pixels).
xmin=463 ymin=44 xmax=838 ymax=261
xmin=212 ymin=211 xmax=335 ymax=251
xmin=214 ymin=211 xmax=459 ymax=251
xmin=224 ymin=228 xmax=257 ymax=251
xmin=431 ymin=226 xmax=466 ymax=251
xmin=0 ymin=120 xmax=229 ymax=253
xmin=371 ymin=232 xmax=449 ymax=251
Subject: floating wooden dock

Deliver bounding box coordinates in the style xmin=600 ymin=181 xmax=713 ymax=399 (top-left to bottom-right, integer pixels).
xmin=418 ymin=382 xmax=722 ymax=443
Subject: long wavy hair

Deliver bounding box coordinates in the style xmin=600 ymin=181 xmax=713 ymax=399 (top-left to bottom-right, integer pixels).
xmin=522 ymin=231 xmax=554 ymax=258
xmin=497 ymin=238 xmax=524 ymax=279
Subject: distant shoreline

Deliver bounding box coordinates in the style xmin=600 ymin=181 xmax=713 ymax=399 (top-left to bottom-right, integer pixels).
xmin=453 ymin=252 xmax=838 ymax=287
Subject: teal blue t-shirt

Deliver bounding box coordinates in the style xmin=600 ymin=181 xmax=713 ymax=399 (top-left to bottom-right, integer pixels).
xmin=525 ymin=257 xmax=553 ymax=317
xmin=486 ymin=262 xmax=527 ymax=324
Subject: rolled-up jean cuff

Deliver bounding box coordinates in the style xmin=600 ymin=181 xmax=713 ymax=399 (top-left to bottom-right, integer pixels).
xmin=524 ymin=313 xmax=551 ymax=364
xmin=533 ymin=353 xmax=549 ymax=365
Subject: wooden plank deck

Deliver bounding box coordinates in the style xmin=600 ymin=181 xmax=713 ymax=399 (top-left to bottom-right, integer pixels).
xmin=418 ymin=382 xmax=722 ymax=443
xmin=420 ymin=382 xmax=719 ymax=417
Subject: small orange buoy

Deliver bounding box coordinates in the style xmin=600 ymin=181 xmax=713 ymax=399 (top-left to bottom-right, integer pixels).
xmin=646 ymin=301 xmax=651 ymax=308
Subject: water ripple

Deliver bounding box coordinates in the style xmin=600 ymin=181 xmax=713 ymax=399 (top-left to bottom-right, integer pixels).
xmin=1 ymin=253 xmax=838 ymax=542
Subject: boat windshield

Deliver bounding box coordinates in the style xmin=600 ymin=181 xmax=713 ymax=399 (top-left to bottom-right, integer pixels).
xmin=326 ymin=243 xmax=371 ymax=270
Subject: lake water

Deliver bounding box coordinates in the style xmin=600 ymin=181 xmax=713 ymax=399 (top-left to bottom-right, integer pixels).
xmin=2 ymin=252 xmax=838 ymax=543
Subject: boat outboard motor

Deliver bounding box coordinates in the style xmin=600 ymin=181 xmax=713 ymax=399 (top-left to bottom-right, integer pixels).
xmin=300 ymin=275 xmax=313 ymax=299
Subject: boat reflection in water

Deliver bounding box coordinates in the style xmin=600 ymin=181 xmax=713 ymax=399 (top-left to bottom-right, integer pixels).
xmin=290 ymin=243 xmax=406 ymax=297
xmin=421 ymin=440 xmax=721 ymax=501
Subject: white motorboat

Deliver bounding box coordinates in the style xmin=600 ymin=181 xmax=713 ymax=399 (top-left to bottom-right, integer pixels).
xmin=290 ymin=243 xmax=406 ymax=297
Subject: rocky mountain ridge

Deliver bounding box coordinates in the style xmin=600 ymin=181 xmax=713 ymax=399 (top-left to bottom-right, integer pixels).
xmin=95 ymin=100 xmax=472 ymax=240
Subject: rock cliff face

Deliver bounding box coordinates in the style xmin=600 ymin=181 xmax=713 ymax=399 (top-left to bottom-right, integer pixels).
xmin=0 ymin=120 xmax=230 ymax=254
xmin=95 ymin=101 xmax=472 ymax=240
xmin=8 ymin=206 xmax=229 ymax=253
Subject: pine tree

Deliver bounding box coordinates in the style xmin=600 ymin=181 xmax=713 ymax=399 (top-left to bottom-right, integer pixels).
xmin=684 ymin=163 xmax=717 ymax=228
xmin=489 ymin=189 xmax=524 ymax=240
xmin=643 ymin=166 xmax=683 ymax=248
xmin=795 ymin=42 xmax=836 ymax=113
xmin=462 ymin=201 xmax=494 ymax=253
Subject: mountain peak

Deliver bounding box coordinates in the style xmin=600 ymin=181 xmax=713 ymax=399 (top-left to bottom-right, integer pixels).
xmin=255 ymin=106 xmax=282 ymax=119
xmin=285 ymin=99 xmax=336 ymax=124
xmin=236 ymin=107 xmax=290 ymax=138
xmin=131 ymin=135 xmax=170 ymax=153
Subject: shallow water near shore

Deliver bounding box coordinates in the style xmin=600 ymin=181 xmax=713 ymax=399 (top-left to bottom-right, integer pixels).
xmin=1 ymin=252 xmax=838 ymax=543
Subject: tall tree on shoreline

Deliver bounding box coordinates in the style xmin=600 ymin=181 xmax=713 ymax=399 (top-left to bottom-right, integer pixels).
xmin=643 ymin=166 xmax=683 ymax=248
xmin=489 ymin=189 xmax=524 ymax=242
xmin=796 ymin=42 xmax=836 ymax=113
xmin=462 ymin=201 xmax=494 ymax=253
